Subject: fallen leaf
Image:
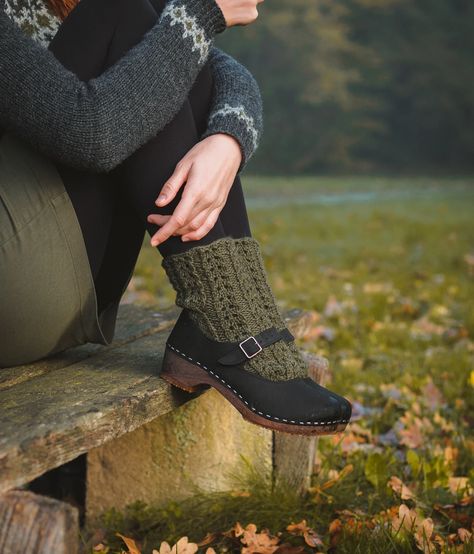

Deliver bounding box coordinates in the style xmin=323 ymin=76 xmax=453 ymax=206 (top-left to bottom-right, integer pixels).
xmin=389 ymin=476 xmax=416 ymax=500
xmin=414 ymin=518 xmax=434 ymax=554
xmin=286 ymin=519 xmax=323 ymax=549
xmin=328 ymin=519 xmax=343 ymax=548
xmin=448 ymin=477 xmax=473 ymax=497
xmin=116 ymin=534 xmax=141 ymax=554
xmin=239 ymin=523 xmax=280 ymax=554
xmin=155 ymin=537 xmax=198 ymax=554
xmin=458 ymin=528 xmax=472 ymax=543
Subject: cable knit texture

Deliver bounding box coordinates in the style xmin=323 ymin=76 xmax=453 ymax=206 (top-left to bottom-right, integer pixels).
xmin=161 ymin=237 xmax=308 ymax=381
xmin=0 ymin=0 xmax=263 ymax=172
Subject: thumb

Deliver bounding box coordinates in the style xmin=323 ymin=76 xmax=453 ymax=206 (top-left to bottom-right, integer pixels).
xmin=156 ymin=161 xmax=191 ymax=206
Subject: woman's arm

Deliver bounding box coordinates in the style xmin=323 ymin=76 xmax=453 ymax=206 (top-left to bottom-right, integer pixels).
xmin=0 ymin=0 xmax=226 ymax=173
xmin=201 ymin=46 xmax=263 ymax=173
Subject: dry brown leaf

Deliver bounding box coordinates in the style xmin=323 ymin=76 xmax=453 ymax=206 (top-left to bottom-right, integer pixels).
xmin=388 ymin=476 xmax=416 ymax=500
xmin=286 ymin=521 xmax=309 ymax=535
xmin=448 ymin=477 xmax=472 ymax=497
xmin=116 ymin=533 xmax=141 ymax=554
xmin=154 ymin=537 xmax=198 ymax=554
xmin=239 ymin=523 xmax=280 ymax=554
xmin=328 ymin=518 xmax=343 ymax=548
xmin=415 ymin=518 xmax=435 ymax=554
xmin=392 ymin=504 xmax=419 ymax=533
xmin=399 ymin=425 xmax=424 ymax=449
xmin=286 ymin=519 xmax=323 ymax=548
xmin=392 ymin=506 xmax=436 ymax=553
xmin=458 ymin=528 xmax=472 ymax=543
xmin=155 ymin=543 xmax=170 ymax=554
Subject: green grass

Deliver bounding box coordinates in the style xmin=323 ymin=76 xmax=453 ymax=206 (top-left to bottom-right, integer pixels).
xmin=92 ymin=176 xmax=474 ymax=553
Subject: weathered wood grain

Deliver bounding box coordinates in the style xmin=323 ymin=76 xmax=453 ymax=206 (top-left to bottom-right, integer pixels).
xmin=0 ymin=328 xmax=200 ymax=494
xmin=0 ymin=490 xmax=78 ymax=554
xmin=0 ymin=303 xmax=319 ymax=495
xmin=0 ymin=304 xmax=179 ymax=391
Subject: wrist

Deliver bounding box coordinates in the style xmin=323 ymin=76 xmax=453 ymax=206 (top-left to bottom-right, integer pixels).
xmin=178 ymin=0 xmax=227 ymax=36
xmin=208 ymin=132 xmax=243 ymax=166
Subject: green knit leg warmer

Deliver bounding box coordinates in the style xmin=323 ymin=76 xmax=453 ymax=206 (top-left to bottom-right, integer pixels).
xmin=161 ymin=236 xmax=308 ymax=381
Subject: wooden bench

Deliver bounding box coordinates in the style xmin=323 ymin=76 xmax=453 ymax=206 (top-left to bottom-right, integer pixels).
xmin=0 ymin=302 xmax=329 ymax=554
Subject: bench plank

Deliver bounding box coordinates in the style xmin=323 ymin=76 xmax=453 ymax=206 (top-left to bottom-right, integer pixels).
xmin=0 ymin=304 xmax=179 ymax=391
xmin=0 ymin=323 xmax=198 ymax=494
xmin=0 ymin=303 xmax=321 ymax=496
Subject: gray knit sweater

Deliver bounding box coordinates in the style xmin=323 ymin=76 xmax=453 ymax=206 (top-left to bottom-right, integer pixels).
xmin=0 ymin=0 xmax=263 ymax=173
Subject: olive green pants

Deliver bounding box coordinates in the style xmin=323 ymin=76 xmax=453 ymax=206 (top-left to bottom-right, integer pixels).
xmin=0 ymin=134 xmax=119 ymax=368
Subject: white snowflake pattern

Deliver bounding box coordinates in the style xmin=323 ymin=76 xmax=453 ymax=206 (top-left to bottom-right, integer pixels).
xmin=160 ymin=3 xmax=211 ymax=64
xmin=4 ymin=0 xmax=61 ymax=47
xmin=208 ymin=104 xmax=259 ymax=150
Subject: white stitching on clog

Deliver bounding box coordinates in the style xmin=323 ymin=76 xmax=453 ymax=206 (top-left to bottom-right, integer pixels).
xmin=166 ymin=343 xmax=348 ymax=427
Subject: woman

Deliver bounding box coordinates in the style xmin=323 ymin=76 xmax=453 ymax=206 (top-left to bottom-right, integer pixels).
xmin=0 ymin=0 xmax=351 ymax=434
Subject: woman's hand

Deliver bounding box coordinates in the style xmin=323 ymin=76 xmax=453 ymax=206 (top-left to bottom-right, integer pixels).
xmin=215 ymin=0 xmax=265 ymax=27
xmin=147 ymin=133 xmax=242 ymax=246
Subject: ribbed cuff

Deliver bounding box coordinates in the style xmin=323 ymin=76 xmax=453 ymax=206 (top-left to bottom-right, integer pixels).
xmin=201 ymin=110 xmax=259 ymax=173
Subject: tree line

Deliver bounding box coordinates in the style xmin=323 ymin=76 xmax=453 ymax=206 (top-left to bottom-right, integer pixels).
xmin=217 ymin=0 xmax=474 ymax=174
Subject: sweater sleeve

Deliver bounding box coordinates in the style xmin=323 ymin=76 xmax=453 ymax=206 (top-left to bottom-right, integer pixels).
xmin=200 ymin=47 xmax=263 ymax=174
xmin=0 ymin=0 xmax=227 ymax=173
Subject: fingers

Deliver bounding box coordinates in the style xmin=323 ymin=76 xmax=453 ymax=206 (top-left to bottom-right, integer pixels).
xmin=150 ymin=186 xmax=200 ymax=247
xmin=147 ymin=213 xmax=170 ymax=227
xmin=155 ymin=161 xmax=190 ymax=207
xmin=147 ymin=206 xmax=222 ymax=244
xmin=181 ymin=207 xmax=222 ymax=242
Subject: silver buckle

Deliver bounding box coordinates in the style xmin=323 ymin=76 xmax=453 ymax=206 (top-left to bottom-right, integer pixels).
xmin=239 ymin=336 xmax=263 ymax=359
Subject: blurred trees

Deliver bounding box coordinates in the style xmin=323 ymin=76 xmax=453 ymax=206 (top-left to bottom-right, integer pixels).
xmin=216 ymin=0 xmax=474 ymax=174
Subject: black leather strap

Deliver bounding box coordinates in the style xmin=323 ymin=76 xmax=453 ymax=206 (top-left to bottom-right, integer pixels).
xmin=217 ymin=326 xmax=295 ymax=366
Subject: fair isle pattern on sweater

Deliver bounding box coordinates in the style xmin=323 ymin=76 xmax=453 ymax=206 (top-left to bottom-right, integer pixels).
xmin=1 ymin=0 xmax=263 ymax=171
xmin=208 ymin=103 xmax=258 ymax=150
xmin=4 ymin=0 xmax=60 ymax=46
xmin=160 ymin=2 xmax=210 ymax=64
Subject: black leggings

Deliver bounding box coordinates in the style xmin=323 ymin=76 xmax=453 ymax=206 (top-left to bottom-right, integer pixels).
xmin=47 ymin=0 xmax=252 ymax=312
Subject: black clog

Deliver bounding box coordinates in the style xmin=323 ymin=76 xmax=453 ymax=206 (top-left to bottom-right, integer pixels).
xmin=160 ymin=309 xmax=351 ymax=435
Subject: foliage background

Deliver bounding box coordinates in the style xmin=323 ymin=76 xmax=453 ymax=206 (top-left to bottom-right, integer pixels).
xmin=216 ymin=0 xmax=474 ymax=174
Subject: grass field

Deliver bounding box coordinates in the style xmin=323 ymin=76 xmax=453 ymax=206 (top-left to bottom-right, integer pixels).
xmin=94 ymin=177 xmax=474 ymax=553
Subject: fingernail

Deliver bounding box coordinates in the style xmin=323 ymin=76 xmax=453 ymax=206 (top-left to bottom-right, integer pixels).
xmin=156 ymin=194 xmax=166 ymax=204
xmin=182 ymin=237 xmax=190 ymax=242
xmin=151 ymin=240 xmax=158 ymax=247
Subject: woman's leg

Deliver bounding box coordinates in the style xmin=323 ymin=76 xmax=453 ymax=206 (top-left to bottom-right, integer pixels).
xmin=49 ymin=0 xmax=253 ymax=305
xmin=50 ymin=0 xmax=252 ymax=261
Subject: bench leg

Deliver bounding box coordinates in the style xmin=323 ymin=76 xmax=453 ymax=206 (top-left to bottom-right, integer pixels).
xmin=273 ymin=352 xmax=331 ymax=492
xmin=0 ymin=490 xmax=79 ymax=554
